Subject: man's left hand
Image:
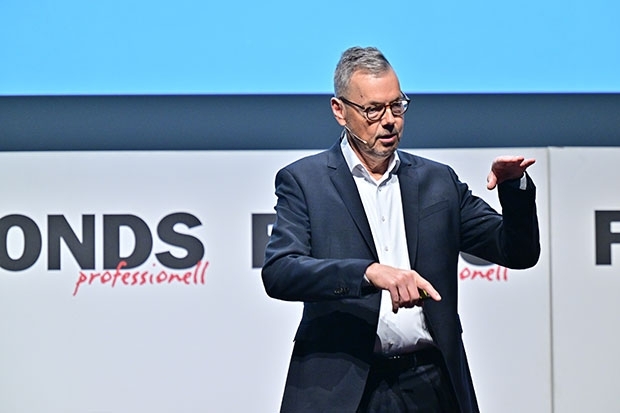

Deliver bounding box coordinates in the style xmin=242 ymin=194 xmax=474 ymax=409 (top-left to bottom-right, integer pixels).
xmin=486 ymin=156 xmax=536 ymax=190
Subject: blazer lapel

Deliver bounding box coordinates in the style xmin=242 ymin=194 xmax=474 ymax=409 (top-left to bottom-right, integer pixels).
xmin=326 ymin=143 xmax=378 ymax=260
xmin=397 ymin=153 xmax=420 ymax=269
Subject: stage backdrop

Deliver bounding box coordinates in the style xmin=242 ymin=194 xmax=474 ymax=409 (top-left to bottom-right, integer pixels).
xmin=548 ymin=147 xmax=620 ymax=413
xmin=2 ymin=148 xmax=550 ymax=412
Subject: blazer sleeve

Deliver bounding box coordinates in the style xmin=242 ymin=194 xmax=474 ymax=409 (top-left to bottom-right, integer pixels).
xmin=261 ymin=166 xmax=375 ymax=303
xmin=459 ymin=171 xmax=540 ymax=269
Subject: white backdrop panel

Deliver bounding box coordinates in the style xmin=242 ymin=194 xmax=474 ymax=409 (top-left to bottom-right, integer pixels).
xmin=420 ymin=148 xmax=551 ymax=413
xmin=0 ymin=149 xmax=551 ymax=412
xmin=549 ymin=147 xmax=620 ymax=413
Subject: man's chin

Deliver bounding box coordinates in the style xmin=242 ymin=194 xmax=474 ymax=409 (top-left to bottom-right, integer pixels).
xmin=371 ymin=146 xmax=398 ymax=159
xmin=377 ymin=139 xmax=400 ymax=152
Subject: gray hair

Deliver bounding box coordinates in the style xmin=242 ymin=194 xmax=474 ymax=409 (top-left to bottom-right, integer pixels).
xmin=333 ymin=46 xmax=393 ymax=98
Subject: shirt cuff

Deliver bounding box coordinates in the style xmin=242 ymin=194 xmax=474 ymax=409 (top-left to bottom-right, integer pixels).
xmin=519 ymin=173 xmax=527 ymax=190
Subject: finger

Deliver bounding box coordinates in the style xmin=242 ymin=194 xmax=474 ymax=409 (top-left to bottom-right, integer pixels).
xmin=388 ymin=287 xmax=400 ymax=313
xmin=486 ymin=172 xmax=497 ymax=190
xmin=520 ymin=158 xmax=536 ymax=169
xmin=415 ymin=278 xmax=442 ymax=302
xmin=411 ymin=288 xmax=430 ymax=307
xmin=397 ymin=283 xmax=415 ymax=308
xmin=494 ymin=155 xmax=523 ymax=165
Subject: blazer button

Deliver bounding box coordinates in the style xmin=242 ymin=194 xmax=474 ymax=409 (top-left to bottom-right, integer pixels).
xmin=334 ymin=287 xmax=349 ymax=295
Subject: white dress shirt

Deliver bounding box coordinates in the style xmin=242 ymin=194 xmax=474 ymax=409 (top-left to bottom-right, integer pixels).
xmin=340 ymin=137 xmax=433 ymax=355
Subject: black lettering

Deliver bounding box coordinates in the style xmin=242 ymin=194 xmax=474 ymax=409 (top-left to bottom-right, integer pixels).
xmin=595 ymin=210 xmax=620 ymax=265
xmin=155 ymin=213 xmax=204 ymax=269
xmin=0 ymin=214 xmax=42 ymax=271
xmin=103 ymin=215 xmax=152 ymax=269
xmin=48 ymin=215 xmax=95 ymax=270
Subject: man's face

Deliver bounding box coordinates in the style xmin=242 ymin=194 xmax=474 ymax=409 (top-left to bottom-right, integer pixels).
xmin=331 ymin=68 xmax=405 ymax=164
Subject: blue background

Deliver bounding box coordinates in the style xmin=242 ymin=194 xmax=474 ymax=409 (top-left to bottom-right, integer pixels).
xmin=2 ymin=0 xmax=619 ymax=95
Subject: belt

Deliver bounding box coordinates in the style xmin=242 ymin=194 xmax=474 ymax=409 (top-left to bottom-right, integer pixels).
xmin=371 ymin=346 xmax=442 ymax=372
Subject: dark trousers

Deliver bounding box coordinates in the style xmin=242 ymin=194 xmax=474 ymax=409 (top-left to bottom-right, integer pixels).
xmin=357 ymin=347 xmax=460 ymax=412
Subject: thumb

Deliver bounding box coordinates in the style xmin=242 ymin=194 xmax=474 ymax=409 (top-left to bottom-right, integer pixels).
xmin=486 ymin=172 xmax=497 ymax=190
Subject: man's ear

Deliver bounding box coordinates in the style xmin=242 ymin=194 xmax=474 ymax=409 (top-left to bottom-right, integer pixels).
xmin=330 ymin=97 xmax=346 ymax=126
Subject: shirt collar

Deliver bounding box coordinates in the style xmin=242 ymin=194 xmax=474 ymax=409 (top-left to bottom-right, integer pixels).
xmin=340 ymin=130 xmax=401 ymax=179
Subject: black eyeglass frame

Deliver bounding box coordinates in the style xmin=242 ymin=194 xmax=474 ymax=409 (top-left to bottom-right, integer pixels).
xmin=338 ymin=93 xmax=411 ymax=122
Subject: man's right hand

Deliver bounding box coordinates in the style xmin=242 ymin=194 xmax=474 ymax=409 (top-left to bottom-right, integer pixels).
xmin=365 ymin=263 xmax=441 ymax=313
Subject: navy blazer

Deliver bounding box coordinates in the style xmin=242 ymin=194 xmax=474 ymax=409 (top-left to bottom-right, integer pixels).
xmin=262 ymin=140 xmax=540 ymax=413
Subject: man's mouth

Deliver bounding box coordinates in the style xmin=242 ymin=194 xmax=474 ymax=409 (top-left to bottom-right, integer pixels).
xmin=378 ymin=134 xmax=398 ymax=143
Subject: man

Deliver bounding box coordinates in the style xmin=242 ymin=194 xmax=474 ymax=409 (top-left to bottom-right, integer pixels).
xmin=262 ymin=46 xmax=540 ymax=412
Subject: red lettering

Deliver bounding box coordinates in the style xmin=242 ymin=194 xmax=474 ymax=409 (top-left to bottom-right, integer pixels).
xmin=182 ymin=270 xmax=192 ymax=284
xmin=167 ymin=271 xmax=191 ymax=284
xmin=156 ymin=271 xmax=168 ymax=283
xmin=89 ymin=272 xmax=100 ymax=284
xmin=459 ymin=267 xmax=471 ymax=280
xmin=121 ymin=270 xmax=132 ymax=285
xmin=72 ymin=260 xmax=210 ymax=295
xmin=111 ymin=261 xmax=127 ymax=287
xmin=200 ymin=260 xmax=209 ymax=284
xmin=193 ymin=262 xmax=199 ymax=284
xmin=72 ymin=272 xmax=88 ymax=296
xmin=100 ymin=271 xmax=112 ymax=284
xmin=459 ymin=265 xmax=509 ymax=282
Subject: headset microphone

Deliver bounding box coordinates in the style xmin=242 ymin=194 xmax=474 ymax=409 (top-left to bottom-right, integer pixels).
xmin=344 ymin=126 xmax=369 ymax=146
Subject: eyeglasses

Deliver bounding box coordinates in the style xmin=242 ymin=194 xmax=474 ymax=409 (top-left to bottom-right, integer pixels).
xmin=338 ymin=93 xmax=410 ymax=122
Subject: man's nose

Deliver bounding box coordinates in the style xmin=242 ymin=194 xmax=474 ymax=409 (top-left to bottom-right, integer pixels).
xmin=381 ymin=105 xmax=397 ymax=124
